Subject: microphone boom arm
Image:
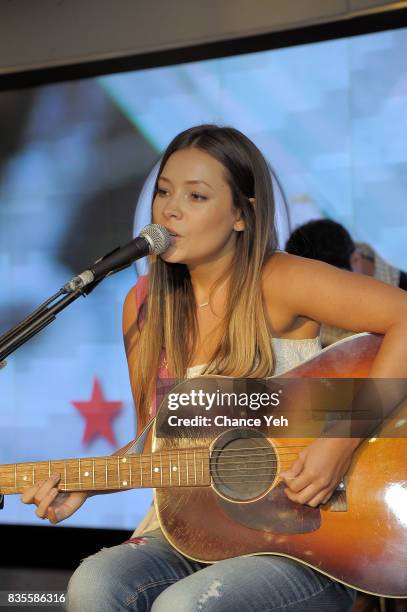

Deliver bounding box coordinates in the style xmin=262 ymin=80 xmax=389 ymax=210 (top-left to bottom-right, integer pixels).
xmin=0 ymin=274 xmax=106 ymax=363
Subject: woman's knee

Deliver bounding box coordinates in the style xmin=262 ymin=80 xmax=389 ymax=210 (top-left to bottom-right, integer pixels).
xmin=65 ymin=537 xmax=180 ymax=612
xmin=65 ymin=546 xmax=131 ymax=612
xmin=151 ymin=577 xmax=223 ymax=612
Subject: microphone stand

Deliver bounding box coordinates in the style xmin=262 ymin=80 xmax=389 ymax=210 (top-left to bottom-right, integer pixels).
xmin=0 ymin=279 xmax=103 ymax=363
xmin=0 ymin=262 xmax=132 ymax=510
xmin=0 ymin=260 xmax=132 ymax=363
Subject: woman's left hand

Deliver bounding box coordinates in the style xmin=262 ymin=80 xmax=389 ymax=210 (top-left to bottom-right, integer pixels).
xmin=279 ymin=437 xmax=360 ymax=507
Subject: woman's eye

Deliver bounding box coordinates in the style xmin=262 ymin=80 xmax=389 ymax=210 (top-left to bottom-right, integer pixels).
xmin=157 ymin=188 xmax=168 ymax=197
xmin=191 ymin=192 xmax=207 ymax=201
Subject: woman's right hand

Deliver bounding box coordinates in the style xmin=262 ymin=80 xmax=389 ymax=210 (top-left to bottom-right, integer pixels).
xmin=21 ymin=474 xmax=88 ymax=524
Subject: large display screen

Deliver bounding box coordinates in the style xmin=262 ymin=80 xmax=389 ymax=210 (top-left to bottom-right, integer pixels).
xmin=1 ymin=25 xmax=406 ymax=529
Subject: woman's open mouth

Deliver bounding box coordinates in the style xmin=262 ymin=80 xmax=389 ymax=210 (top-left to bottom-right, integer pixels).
xmin=166 ymin=229 xmax=182 ymax=241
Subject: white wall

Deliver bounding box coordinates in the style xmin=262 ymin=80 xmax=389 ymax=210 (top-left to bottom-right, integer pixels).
xmin=0 ymin=0 xmax=403 ymax=74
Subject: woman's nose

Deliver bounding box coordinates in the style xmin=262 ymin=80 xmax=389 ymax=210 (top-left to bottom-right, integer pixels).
xmin=161 ymin=196 xmax=182 ymax=219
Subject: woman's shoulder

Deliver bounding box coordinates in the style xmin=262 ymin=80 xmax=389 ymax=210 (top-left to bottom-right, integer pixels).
xmin=122 ymin=275 xmax=149 ymax=339
xmin=261 ymin=251 xmax=320 ymax=337
xmin=262 ymin=250 xmax=325 ymax=288
xmin=123 ymin=275 xmax=149 ymax=311
xmin=261 ymin=250 xmax=299 ymax=289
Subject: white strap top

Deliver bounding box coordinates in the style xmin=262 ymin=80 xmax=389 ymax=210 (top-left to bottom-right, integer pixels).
xmin=186 ymin=336 xmax=322 ymax=378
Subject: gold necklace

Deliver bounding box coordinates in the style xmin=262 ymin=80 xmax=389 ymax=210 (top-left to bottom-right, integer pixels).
xmin=196 ymin=278 xmax=228 ymax=308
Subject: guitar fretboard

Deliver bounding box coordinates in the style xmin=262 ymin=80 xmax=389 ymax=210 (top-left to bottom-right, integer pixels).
xmin=0 ymin=449 xmax=211 ymax=494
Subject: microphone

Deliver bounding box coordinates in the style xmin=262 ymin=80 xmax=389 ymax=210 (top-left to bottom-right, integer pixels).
xmin=62 ymin=224 xmax=171 ymax=293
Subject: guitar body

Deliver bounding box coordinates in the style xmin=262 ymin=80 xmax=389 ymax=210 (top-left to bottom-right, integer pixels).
xmin=153 ymin=333 xmax=407 ymax=597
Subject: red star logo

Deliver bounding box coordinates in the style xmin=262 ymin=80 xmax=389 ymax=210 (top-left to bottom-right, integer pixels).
xmin=71 ymin=378 xmax=123 ymax=446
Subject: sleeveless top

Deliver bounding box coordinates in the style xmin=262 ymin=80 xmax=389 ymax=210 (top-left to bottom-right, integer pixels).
xmin=130 ymin=333 xmax=322 ymax=537
xmin=186 ymin=336 xmax=321 ymax=378
xmin=131 ymin=275 xmax=321 ymax=385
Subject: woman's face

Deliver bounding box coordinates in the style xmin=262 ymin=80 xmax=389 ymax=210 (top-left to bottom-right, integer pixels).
xmin=152 ymin=147 xmax=244 ymax=267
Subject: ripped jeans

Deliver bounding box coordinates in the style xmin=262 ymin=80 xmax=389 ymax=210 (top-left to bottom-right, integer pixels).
xmin=65 ymin=529 xmax=356 ymax=612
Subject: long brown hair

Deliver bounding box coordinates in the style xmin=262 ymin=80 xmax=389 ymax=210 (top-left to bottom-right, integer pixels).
xmin=134 ymin=125 xmax=278 ymax=422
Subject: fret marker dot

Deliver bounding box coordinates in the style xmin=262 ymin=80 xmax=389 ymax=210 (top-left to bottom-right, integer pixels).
xmin=172 ymin=466 xmax=178 ymax=471
xmin=23 ymin=476 xmax=28 ymax=481
xmin=122 ymin=481 xmax=128 ymax=486
xmin=84 ymin=471 xmax=89 ymax=477
xmin=122 ymin=457 xmax=127 ymax=463
xmin=154 ymin=467 xmax=160 ymax=473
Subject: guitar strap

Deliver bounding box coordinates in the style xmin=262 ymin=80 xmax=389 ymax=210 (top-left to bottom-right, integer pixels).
xmin=124 ymin=416 xmax=156 ymax=455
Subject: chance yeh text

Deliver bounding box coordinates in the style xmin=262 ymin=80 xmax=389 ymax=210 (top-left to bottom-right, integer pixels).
xmin=167 ymin=415 xmax=288 ymax=427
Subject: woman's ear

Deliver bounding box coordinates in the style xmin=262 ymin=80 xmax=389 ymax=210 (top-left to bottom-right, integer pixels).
xmin=233 ymin=218 xmax=246 ymax=232
xmin=350 ymin=249 xmax=375 ymax=276
xmin=350 ymin=250 xmax=364 ymax=273
xmin=234 ymin=198 xmax=255 ymax=232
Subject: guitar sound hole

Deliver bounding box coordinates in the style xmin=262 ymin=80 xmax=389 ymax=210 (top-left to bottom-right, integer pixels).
xmin=210 ymin=429 xmax=277 ymax=501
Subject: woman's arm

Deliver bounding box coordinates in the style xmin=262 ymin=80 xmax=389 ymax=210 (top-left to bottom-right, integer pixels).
xmin=264 ymin=252 xmax=407 ymax=506
xmin=265 ymin=252 xmax=407 ymax=376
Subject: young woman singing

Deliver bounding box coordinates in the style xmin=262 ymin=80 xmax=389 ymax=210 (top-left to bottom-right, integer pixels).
xmin=22 ymin=125 xmax=407 ymax=611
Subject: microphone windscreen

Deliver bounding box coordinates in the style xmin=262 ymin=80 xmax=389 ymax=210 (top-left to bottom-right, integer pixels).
xmin=140 ymin=224 xmax=171 ymax=255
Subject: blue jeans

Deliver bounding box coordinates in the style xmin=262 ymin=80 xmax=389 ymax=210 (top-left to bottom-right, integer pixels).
xmin=65 ymin=529 xmax=356 ymax=611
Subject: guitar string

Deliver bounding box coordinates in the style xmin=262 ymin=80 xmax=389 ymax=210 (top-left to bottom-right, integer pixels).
xmin=7 ymin=446 xmax=314 ymax=489
xmin=14 ymin=478 xmax=292 ymax=489
xmin=6 ymin=445 xmax=311 ymax=473
xmin=4 ymin=453 xmax=303 ymax=477
xmin=4 ymin=447 xmax=309 ymax=476
xmin=10 ymin=463 xmax=301 ymax=489
xmin=6 ymin=451 xmax=302 ymax=475
xmin=9 ymin=453 xmax=298 ymax=482
xmin=9 ymin=460 xmax=298 ymax=486
xmin=9 ymin=482 xmax=298 ymax=490
xmin=9 ymin=455 xmax=297 ymax=477
xmin=5 ymin=449 xmax=305 ymax=480
xmin=10 ymin=460 xmax=297 ymax=481
xmin=5 ymin=437 xmax=366 ymax=487
xmin=3 ymin=448 xmax=307 ymax=478
xmin=4 ymin=440 xmax=368 ymax=474
xmin=211 ymin=454 xmax=292 ymax=462
xmin=6 ymin=462 xmax=296 ymax=484
xmin=9 ymin=458 xmax=296 ymax=471
xmin=3 ymin=441 xmax=357 ymax=474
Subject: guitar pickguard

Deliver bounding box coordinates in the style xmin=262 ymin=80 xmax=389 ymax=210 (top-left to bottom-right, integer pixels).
xmin=215 ymin=482 xmax=321 ymax=534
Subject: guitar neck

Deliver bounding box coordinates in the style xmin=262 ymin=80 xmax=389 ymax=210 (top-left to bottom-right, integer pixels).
xmin=0 ymin=448 xmax=211 ymax=494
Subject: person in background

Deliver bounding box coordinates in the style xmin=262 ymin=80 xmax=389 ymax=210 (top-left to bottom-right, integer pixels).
xmin=285 ymin=219 xmax=407 ymax=347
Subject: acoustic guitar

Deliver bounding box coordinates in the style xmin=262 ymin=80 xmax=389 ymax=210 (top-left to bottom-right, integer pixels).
xmin=1 ymin=333 xmax=406 ymax=598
